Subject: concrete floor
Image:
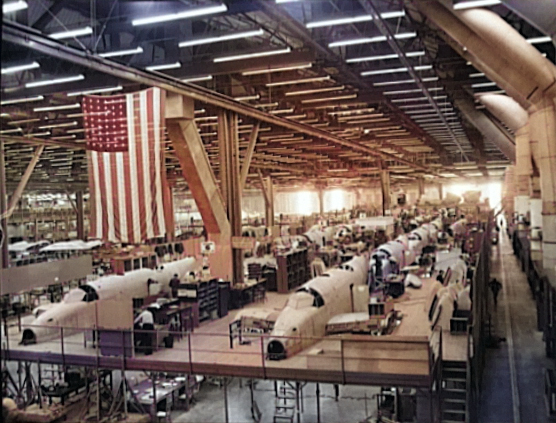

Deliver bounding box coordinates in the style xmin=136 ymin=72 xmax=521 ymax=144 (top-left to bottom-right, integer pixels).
xmin=479 ymin=231 xmax=552 ymax=423
xmin=170 ymin=379 xmax=381 ymax=423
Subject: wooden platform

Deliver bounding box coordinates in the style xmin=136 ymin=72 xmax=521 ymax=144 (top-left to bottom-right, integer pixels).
xmin=2 ymin=250 xmax=468 ymax=386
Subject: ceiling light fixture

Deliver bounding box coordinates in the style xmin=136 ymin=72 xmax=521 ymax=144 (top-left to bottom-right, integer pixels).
xmin=471 ymin=82 xmax=497 ymax=88
xmin=38 ymin=121 xmax=79 ymax=129
xmin=234 ymin=94 xmax=261 ymax=101
xmin=266 ymin=76 xmax=331 ymax=87
xmin=49 ymin=26 xmax=93 ymax=40
xmin=3 ymin=1 xmax=27 ymax=13
xmin=347 ymin=51 xmax=424 ymax=63
xmin=146 ymin=62 xmax=181 ymax=71
xmin=8 ymin=118 xmax=41 ymax=125
xmin=214 ymin=47 xmax=291 ymax=63
xmin=301 ymin=94 xmax=357 ymax=104
xmin=99 ymin=47 xmax=143 ymax=58
xmin=67 ymin=85 xmax=123 ymax=96
xmin=182 ymin=75 xmax=213 ymax=83
xmin=307 ymin=10 xmax=404 ymax=28
xmin=1 ymin=95 xmax=44 ymax=106
xmin=527 ymin=36 xmax=552 ymax=44
xmin=1 ymin=61 xmax=40 ymax=75
xmin=285 ymin=85 xmax=345 ymax=96
xmin=242 ymin=62 xmax=312 ymax=75
xmin=179 ymin=28 xmax=264 ymax=48
xmin=0 ymin=128 xmax=22 ymax=134
xmin=269 ymin=108 xmax=295 ymax=114
xmin=26 ymin=74 xmax=84 ymax=88
xmin=34 ymin=103 xmax=81 ymax=112
xmin=329 ymin=32 xmax=416 ymax=48
xmin=24 ymin=132 xmax=50 ymax=137
xmin=132 ymin=4 xmax=227 ymax=26
xmin=328 ymin=107 xmax=376 ymax=116
xmin=254 ymin=102 xmax=279 ymax=108
xmin=453 ymin=0 xmax=501 ymax=10
xmin=469 ymin=72 xmax=485 ymax=78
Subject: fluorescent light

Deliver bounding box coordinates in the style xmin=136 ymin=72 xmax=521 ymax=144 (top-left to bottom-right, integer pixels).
xmin=471 ymin=82 xmax=496 ymax=88
xmin=361 ymin=67 xmax=407 ymax=76
xmin=391 ymin=97 xmax=428 ymax=103
xmin=234 ymin=95 xmax=260 ymax=101
xmin=307 ymin=11 xmax=404 ymax=28
xmin=347 ymin=51 xmax=424 ymax=63
xmin=384 ymin=88 xmax=423 ymax=95
xmin=454 ymin=0 xmax=501 ymax=10
xmin=301 ymin=94 xmax=357 ymax=104
xmin=146 ymin=62 xmax=181 ymax=71
xmin=26 ymin=74 xmax=84 ymax=88
xmin=266 ymin=76 xmax=331 ymax=87
xmin=0 ymin=128 xmax=22 ymax=134
xmin=269 ymin=108 xmax=295 ymax=114
xmin=329 ymin=32 xmax=415 ymax=48
xmin=1 ymin=61 xmax=39 ymax=75
xmin=3 ymin=1 xmax=27 ymax=13
xmin=214 ymin=48 xmax=291 ymax=63
xmin=67 ymin=85 xmax=123 ymax=96
xmin=242 ymin=63 xmax=312 ymax=75
xmin=399 ymin=104 xmax=434 ymax=109
xmin=49 ymin=26 xmax=93 ymax=40
xmin=99 ymin=47 xmax=143 ymax=58
xmin=52 ymin=135 xmax=77 ymax=140
xmin=254 ymin=103 xmax=279 ymax=108
xmin=526 ymin=36 xmax=552 ymax=44
xmin=132 ymin=4 xmax=227 ymax=26
xmin=179 ymin=29 xmax=263 ymax=48
xmin=24 ymin=132 xmax=50 ymax=137
xmin=38 ymin=121 xmax=78 ymax=129
xmin=8 ymin=118 xmax=41 ymax=125
xmin=182 ymin=75 xmax=213 ymax=83
xmin=415 ymin=65 xmax=433 ymax=71
xmin=285 ymin=85 xmax=345 ymax=96
xmin=470 ymin=72 xmax=485 ymax=78
xmin=276 ymin=0 xmax=299 ymax=3
xmin=34 ymin=103 xmax=81 ymax=112
xmin=373 ymin=76 xmax=439 ymax=87
xmin=328 ymin=107 xmax=375 ymax=116
xmin=1 ymin=95 xmax=44 ymax=106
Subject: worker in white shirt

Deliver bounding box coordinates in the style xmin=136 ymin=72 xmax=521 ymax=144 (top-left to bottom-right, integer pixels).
xmin=134 ymin=307 xmax=155 ymax=355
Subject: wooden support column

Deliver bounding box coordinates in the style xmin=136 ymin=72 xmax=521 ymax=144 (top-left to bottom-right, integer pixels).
xmin=437 ymin=183 xmax=443 ymax=200
xmin=240 ymin=122 xmax=260 ymax=191
xmin=76 ymin=191 xmax=85 ymax=240
xmin=0 ymin=140 xmax=8 ymax=268
xmin=165 ymin=93 xmax=232 ymax=280
xmin=218 ymin=110 xmax=243 ymax=286
xmin=380 ymin=164 xmax=391 ymax=215
xmin=5 ymin=145 xmax=44 ymax=220
xmin=257 ymin=170 xmax=274 ymax=231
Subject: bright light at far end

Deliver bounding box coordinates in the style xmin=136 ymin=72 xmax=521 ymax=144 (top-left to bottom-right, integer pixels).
xmin=453 ymin=0 xmax=501 ymax=10
xmin=3 ymin=1 xmax=27 ymax=13
xmin=294 ymin=191 xmax=317 ymax=215
xmin=325 ymin=189 xmax=348 ymax=212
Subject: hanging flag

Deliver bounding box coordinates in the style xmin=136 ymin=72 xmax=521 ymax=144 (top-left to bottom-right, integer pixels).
xmin=83 ymin=87 xmax=173 ymax=243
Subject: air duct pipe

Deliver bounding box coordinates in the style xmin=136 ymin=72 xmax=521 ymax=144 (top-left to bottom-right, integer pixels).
xmin=478 ymin=94 xmax=531 ymax=218
xmin=414 ymin=0 xmax=556 ymax=270
xmin=502 ymin=165 xmax=516 ymax=218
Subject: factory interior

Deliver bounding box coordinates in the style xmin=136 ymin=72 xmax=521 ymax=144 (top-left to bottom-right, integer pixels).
xmin=1 ymin=0 xmax=555 ymax=422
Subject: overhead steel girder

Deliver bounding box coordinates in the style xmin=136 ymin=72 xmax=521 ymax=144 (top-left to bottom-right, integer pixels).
xmin=2 ymin=21 xmax=432 ymax=174
xmin=258 ymin=0 xmax=453 ymax=167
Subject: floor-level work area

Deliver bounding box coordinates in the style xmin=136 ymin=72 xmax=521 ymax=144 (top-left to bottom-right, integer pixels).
xmin=480 ymin=231 xmax=552 ymax=423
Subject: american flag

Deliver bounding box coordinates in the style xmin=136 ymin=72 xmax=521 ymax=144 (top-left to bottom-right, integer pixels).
xmin=83 ymin=87 xmax=174 ymax=243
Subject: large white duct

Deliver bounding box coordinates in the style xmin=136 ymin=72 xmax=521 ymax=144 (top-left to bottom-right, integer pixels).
xmin=478 ymin=94 xmax=531 ymax=217
xmin=414 ymin=0 xmax=556 ymax=270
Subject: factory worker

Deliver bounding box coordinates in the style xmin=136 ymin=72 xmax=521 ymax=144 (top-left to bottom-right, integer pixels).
xmin=169 ymin=274 xmax=180 ymax=298
xmin=135 ymin=306 xmax=156 ymax=355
